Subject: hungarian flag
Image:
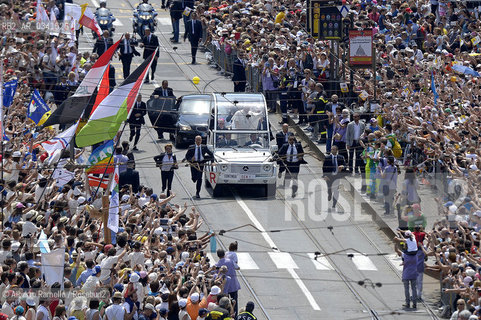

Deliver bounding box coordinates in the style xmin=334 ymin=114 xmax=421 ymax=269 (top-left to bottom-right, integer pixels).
xmin=76 ymin=51 xmax=157 ymax=147
xmin=42 ymin=38 xmax=121 ymax=127
xmin=41 ymin=121 xmax=79 ymax=155
xmin=79 ymin=3 xmax=101 ymax=37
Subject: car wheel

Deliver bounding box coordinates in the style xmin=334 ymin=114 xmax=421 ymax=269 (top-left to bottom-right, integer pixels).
xmin=266 ymin=183 xmax=277 ymax=198
xmin=174 ymin=133 xmax=182 ymax=148
xmin=212 ymin=184 xmax=222 ymax=197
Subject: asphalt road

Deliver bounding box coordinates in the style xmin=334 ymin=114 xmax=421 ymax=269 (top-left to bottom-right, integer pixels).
xmin=75 ymin=1 xmax=440 ymax=319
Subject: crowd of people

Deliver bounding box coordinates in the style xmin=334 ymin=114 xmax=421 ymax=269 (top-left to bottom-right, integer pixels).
xmin=6 ymin=0 xmax=481 ymax=316
xmin=0 ymin=0 xmax=265 ymax=319
xmin=195 ymin=0 xmax=481 ymax=317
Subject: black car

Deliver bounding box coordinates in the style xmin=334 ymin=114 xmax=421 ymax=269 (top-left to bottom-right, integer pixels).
xmin=147 ymin=96 xmax=178 ymax=140
xmin=173 ymin=94 xmax=211 ymax=147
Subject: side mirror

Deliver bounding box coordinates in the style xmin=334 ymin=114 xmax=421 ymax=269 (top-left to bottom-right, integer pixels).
xmin=270 ymin=145 xmax=278 ymax=154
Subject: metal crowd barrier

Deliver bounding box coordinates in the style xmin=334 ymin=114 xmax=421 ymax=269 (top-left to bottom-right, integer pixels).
xmin=205 ymin=41 xmax=261 ymax=92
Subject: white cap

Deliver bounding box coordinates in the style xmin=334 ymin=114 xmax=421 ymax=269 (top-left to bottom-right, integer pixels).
xmin=130 ymin=273 xmax=140 ymax=283
xmin=121 ymin=194 xmax=130 ymax=202
xmin=77 ymin=196 xmax=86 ymax=205
xmin=210 ymin=285 xmax=221 ymax=295
xmin=179 ymin=299 xmax=187 ymax=308
xmin=190 ymin=293 xmax=200 ymax=303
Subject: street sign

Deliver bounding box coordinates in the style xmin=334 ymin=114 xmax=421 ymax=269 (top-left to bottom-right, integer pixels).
xmin=337 ymin=5 xmax=351 ymax=18
xmin=349 ymin=29 xmax=373 ymax=67
xmin=318 ymin=7 xmax=342 ymax=40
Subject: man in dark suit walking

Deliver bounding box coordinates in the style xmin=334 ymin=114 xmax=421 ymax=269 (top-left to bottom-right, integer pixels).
xmin=127 ymin=94 xmax=147 ymax=151
xmin=141 ymin=28 xmax=160 ymax=82
xmin=93 ymin=30 xmax=113 ymax=56
xmin=232 ymin=51 xmax=247 ymax=92
xmin=278 ymin=135 xmax=307 ymax=198
xmin=184 ymin=12 xmax=203 ymax=64
xmin=118 ymin=33 xmax=140 ymax=79
xmin=275 ymin=123 xmax=294 ymax=179
xmin=184 ymin=135 xmax=214 ymax=198
xmin=119 ymin=160 xmax=140 ymax=193
xmin=322 ymin=145 xmax=346 ymax=209
xmin=152 ymin=80 xmax=175 ymax=98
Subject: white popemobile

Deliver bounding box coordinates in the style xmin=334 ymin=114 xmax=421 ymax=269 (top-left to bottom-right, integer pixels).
xmin=204 ymin=93 xmax=278 ymax=197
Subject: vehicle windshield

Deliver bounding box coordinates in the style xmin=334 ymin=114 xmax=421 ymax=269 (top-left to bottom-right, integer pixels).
xmin=180 ymin=99 xmax=210 ymax=114
xmin=215 ymin=94 xmax=266 ymax=131
xmin=214 ymin=132 xmax=269 ymax=149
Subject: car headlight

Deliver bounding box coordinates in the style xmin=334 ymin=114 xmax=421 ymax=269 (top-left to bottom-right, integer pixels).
xmin=220 ymin=164 xmax=228 ymax=171
xmin=263 ymin=164 xmax=272 ymax=172
xmin=141 ymin=15 xmax=150 ymax=19
xmin=100 ymin=19 xmax=108 ymax=24
xmin=179 ymin=124 xmax=191 ymax=131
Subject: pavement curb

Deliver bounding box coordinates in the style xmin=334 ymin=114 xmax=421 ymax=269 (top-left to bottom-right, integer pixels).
xmin=287 ymin=114 xmax=397 ymax=239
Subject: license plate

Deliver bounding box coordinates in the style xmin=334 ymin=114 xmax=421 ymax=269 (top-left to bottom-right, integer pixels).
xmin=240 ymin=174 xmax=256 ymax=180
xmin=223 ymin=173 xmax=237 ymax=179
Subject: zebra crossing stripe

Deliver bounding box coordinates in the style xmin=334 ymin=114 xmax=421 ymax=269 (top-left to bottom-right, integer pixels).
xmin=268 ymin=252 xmax=298 ymax=269
xmin=307 ymin=253 xmax=334 ymax=270
xmin=348 ymin=253 xmax=378 ymax=271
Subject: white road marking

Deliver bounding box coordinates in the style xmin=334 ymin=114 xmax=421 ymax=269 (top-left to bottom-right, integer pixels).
xmin=307 ymin=253 xmax=334 ymax=270
xmin=157 ymin=17 xmax=172 ymax=25
xmin=349 ymin=253 xmax=378 ymax=271
xmin=113 ymin=20 xmax=123 ymax=26
xmin=237 ymin=252 xmax=259 ymax=270
xmin=91 ymin=0 xmax=99 ymax=8
xmin=268 ymin=252 xmax=298 ymax=269
xmin=235 ymin=195 xmax=321 ymax=310
xmin=386 ymin=254 xmax=404 ymax=272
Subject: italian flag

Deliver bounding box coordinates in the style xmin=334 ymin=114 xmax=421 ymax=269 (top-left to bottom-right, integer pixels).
xmin=79 ymin=3 xmax=101 ymax=37
xmin=42 ymin=38 xmax=121 ymax=127
xmin=75 ymin=51 xmax=157 ymax=147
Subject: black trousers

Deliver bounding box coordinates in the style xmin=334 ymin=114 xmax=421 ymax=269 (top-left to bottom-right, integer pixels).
xmin=121 ymin=55 xmax=133 ymax=78
xmin=326 ymin=175 xmax=341 ymax=207
xmin=190 ymin=163 xmax=204 ymax=194
xmin=161 ymin=170 xmax=174 ymax=196
xmin=348 ymin=140 xmax=363 ymax=173
xmin=285 ymin=163 xmax=300 ymax=192
xmin=190 ymin=39 xmax=200 ymax=62
xmin=145 ymin=56 xmax=158 ymax=79
xmin=129 ymin=123 xmax=141 ymax=146
xmin=234 ymin=81 xmax=246 ymax=92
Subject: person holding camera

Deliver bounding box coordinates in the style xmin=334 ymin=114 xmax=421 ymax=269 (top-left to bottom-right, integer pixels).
xmin=154 ymin=144 xmax=178 ymax=197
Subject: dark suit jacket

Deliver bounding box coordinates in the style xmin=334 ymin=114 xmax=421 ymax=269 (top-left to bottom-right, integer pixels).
xmin=93 ymin=37 xmax=113 ymax=56
xmin=170 ymin=0 xmax=183 ymax=20
xmin=119 ymin=168 xmax=140 ymax=193
xmin=128 ymin=101 xmax=147 ymax=125
xmin=184 ymin=144 xmax=214 ymax=164
xmin=244 ymin=139 xmax=261 ymax=146
xmin=217 ymin=138 xmax=237 ymax=147
xmin=278 ymin=142 xmax=307 ymax=165
xmin=153 ymin=153 xmax=178 ymax=171
xmin=275 ymin=131 xmax=294 ymax=149
xmin=232 ymin=58 xmax=246 ymax=82
xmin=184 ymin=19 xmax=203 ymax=42
xmin=152 ymin=87 xmax=175 ymax=98
xmin=119 ymin=39 xmax=140 ymax=59
xmin=322 ymin=154 xmax=346 ymax=176
xmin=142 ymin=34 xmax=160 ymax=58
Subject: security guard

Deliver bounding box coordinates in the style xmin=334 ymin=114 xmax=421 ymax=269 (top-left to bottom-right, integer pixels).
xmin=277 ymin=67 xmax=289 ymax=124
xmin=310 ymin=83 xmax=328 ymax=143
xmin=236 ymin=301 xmax=257 ymax=320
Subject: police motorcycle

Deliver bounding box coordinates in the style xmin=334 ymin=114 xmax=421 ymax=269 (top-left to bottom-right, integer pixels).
xmin=93 ymin=0 xmax=116 ymax=39
xmin=133 ymin=0 xmax=158 ymax=37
